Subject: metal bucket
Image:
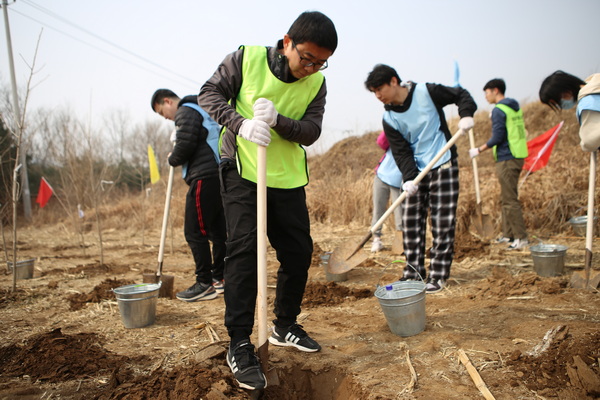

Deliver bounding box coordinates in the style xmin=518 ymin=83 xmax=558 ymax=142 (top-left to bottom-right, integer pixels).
xmin=530 ymin=244 xmax=568 ymax=277
xmin=113 ymin=283 xmax=160 ymax=328
xmin=374 ymin=280 xmax=426 ymax=337
xmin=568 ymin=216 xmax=597 ymax=237
xmin=7 ymin=258 xmax=35 ymax=279
xmin=321 ymin=252 xmax=348 ymax=282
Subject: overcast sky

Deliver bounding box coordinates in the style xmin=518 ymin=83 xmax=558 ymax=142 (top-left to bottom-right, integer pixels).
xmin=2 ymin=0 xmax=599 ymax=154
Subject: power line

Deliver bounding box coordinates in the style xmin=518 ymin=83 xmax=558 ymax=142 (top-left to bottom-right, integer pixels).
xmin=12 ymin=0 xmax=200 ymax=88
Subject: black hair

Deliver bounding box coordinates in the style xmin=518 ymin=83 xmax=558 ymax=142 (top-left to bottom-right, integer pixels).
xmin=539 ymin=70 xmax=586 ymax=111
xmin=288 ymin=11 xmax=338 ymax=53
xmin=483 ymin=78 xmax=506 ymax=95
xmin=364 ymin=64 xmax=401 ymax=91
xmin=150 ymin=88 xmax=178 ymax=111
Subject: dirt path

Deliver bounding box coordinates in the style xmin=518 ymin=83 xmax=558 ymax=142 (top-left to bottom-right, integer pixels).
xmin=1 ymin=222 xmax=599 ymax=399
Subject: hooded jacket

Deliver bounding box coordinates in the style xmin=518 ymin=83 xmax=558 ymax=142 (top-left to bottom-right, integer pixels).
xmin=486 ymin=97 xmax=523 ymax=162
xmin=168 ymin=95 xmax=219 ymax=185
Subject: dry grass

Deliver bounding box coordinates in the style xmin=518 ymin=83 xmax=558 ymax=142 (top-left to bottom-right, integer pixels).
xmin=20 ymin=102 xmax=594 ymax=242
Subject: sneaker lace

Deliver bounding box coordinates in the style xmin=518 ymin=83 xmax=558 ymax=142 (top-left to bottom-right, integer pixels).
xmin=235 ymin=343 xmax=259 ymax=369
xmin=287 ymin=323 xmax=308 ymax=338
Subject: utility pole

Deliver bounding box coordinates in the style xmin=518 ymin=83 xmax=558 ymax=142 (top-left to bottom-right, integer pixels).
xmin=2 ymin=0 xmax=32 ymax=221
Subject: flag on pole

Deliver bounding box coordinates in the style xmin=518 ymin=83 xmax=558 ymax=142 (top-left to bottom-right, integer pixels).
xmin=148 ymin=144 xmax=161 ymax=184
xmin=36 ymin=177 xmax=53 ymax=208
xmin=452 ymin=60 xmax=460 ymax=87
xmin=523 ymin=121 xmax=563 ymax=172
xmin=519 ymin=121 xmax=563 ymax=188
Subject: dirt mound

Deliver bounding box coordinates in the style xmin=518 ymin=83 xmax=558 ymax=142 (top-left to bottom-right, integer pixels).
xmin=67 ymin=278 xmax=134 ymax=311
xmin=302 ymin=281 xmax=372 ymax=307
xmin=0 ymin=328 xmax=128 ymax=382
xmin=43 ymin=262 xmax=131 ymax=277
xmin=469 ymin=267 xmax=567 ymax=299
xmin=506 ymin=327 xmax=600 ymax=398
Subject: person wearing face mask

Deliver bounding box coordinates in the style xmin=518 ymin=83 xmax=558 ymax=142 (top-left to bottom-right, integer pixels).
xmin=539 ymin=71 xmax=600 ymax=152
xmin=198 ymin=11 xmax=337 ymax=391
xmin=469 ymin=79 xmax=529 ymax=250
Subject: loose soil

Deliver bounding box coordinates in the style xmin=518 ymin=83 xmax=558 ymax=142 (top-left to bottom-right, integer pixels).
xmin=1 ymin=221 xmax=599 ymax=400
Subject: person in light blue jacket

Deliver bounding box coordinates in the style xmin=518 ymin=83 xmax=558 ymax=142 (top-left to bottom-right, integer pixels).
xmin=371 ymin=131 xmax=403 ymax=252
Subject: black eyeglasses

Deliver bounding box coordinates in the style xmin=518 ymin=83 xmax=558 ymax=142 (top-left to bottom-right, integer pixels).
xmin=291 ymin=40 xmax=328 ymax=71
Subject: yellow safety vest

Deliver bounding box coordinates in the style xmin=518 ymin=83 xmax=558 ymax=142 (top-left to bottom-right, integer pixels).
xmin=493 ymin=104 xmax=528 ymax=160
xmin=235 ymin=45 xmax=324 ymax=188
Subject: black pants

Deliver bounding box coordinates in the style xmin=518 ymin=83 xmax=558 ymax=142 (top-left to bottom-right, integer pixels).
xmin=219 ymin=160 xmax=313 ymax=343
xmin=184 ymin=177 xmax=226 ymax=284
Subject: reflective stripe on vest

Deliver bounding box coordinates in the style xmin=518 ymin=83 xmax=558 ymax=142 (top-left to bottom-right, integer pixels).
xmin=494 ymin=103 xmax=528 ymax=160
xmin=235 ymin=45 xmax=324 ymax=188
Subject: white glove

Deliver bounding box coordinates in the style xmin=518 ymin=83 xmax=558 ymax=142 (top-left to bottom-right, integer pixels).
xmin=170 ymin=129 xmax=177 ymax=144
xmin=458 ymin=116 xmax=474 ymax=132
xmin=253 ymin=98 xmax=278 ymax=127
xmin=469 ymin=148 xmax=480 ymax=159
xmin=402 ymin=180 xmax=418 ymax=197
xmin=238 ymin=119 xmax=271 ymax=147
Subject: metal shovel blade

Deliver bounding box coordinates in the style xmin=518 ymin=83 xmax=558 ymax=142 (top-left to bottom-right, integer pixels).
xmin=328 ymin=238 xmax=369 ymax=275
xmin=471 ymin=203 xmax=494 ymax=240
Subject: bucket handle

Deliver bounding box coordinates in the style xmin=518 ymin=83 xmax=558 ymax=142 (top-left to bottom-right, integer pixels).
xmin=376 ymin=259 xmax=425 ymax=290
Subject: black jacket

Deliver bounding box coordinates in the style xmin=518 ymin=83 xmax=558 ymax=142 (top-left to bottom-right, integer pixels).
xmin=168 ymin=95 xmax=219 ymax=185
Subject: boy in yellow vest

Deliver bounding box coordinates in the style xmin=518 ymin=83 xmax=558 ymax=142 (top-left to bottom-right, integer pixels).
xmin=469 ymin=78 xmax=529 ymax=249
xmin=198 ymin=11 xmax=337 ymax=390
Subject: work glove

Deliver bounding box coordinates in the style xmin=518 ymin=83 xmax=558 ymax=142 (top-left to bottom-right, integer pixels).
xmin=469 ymin=148 xmax=480 ymax=159
xmin=253 ymin=98 xmax=278 ymax=127
xmin=458 ymin=116 xmax=474 ymax=132
xmin=170 ymin=129 xmax=177 ymax=144
xmin=238 ymin=119 xmax=271 ymax=147
xmin=402 ymin=180 xmax=418 ymax=197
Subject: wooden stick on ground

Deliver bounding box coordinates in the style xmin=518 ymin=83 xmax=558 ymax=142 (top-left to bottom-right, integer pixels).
xmin=405 ymin=350 xmax=417 ymax=391
xmin=457 ymin=349 xmax=496 ymax=400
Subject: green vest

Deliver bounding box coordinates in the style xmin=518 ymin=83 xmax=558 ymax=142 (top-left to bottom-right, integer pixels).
xmin=493 ymin=104 xmax=528 ymax=160
xmin=235 ymin=45 xmax=324 ymax=188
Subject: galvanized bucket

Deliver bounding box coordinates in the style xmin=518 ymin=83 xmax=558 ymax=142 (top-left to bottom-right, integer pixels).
xmin=375 ymin=262 xmax=426 ymax=337
xmin=7 ymin=258 xmax=35 ymax=280
xmin=568 ymin=216 xmax=597 ymax=237
xmin=530 ymin=244 xmax=568 ymax=277
xmin=113 ymin=283 xmax=160 ymax=328
xmin=321 ymin=252 xmax=348 ymax=282
xmin=375 ymin=280 xmax=426 ymax=337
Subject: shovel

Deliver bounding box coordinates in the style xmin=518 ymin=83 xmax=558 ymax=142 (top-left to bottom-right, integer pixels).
xmin=142 ymin=162 xmax=175 ymax=299
xmin=328 ymin=129 xmax=467 ymax=275
xmin=467 ymin=129 xmax=494 ymax=240
xmin=256 ymin=145 xmax=279 ymax=388
xmin=571 ymin=151 xmax=600 ymax=289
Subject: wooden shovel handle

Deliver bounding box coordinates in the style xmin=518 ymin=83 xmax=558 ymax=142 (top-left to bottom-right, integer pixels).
xmin=256 ymin=145 xmax=269 ymax=373
xmin=468 ymin=129 xmax=482 ymax=204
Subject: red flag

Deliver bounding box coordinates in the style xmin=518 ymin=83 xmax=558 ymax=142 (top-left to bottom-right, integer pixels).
xmin=523 ymin=121 xmax=563 ymax=172
xmin=36 ymin=177 xmax=53 ymax=208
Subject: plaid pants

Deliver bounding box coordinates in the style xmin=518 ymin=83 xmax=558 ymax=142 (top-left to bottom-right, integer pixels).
xmin=402 ymin=164 xmax=459 ymax=281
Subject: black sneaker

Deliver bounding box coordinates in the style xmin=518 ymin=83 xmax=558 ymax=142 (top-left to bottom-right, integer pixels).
xmin=425 ymin=278 xmax=445 ymax=294
xmin=175 ymin=282 xmax=217 ymax=302
xmin=226 ymin=340 xmax=267 ymax=390
xmin=212 ymin=279 xmax=224 ymax=294
xmin=268 ymin=323 xmax=321 ymax=352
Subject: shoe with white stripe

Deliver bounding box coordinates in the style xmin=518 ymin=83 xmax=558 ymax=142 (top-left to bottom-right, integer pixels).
xmin=226 ymin=340 xmax=266 ymax=390
xmin=268 ymin=323 xmax=321 ymax=352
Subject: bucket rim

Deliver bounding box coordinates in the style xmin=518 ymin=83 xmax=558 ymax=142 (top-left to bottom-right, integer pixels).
xmin=112 ymin=282 xmax=162 ymax=295
xmin=374 ymin=280 xmax=426 ymax=300
xmin=530 ymin=243 xmax=568 ymax=253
